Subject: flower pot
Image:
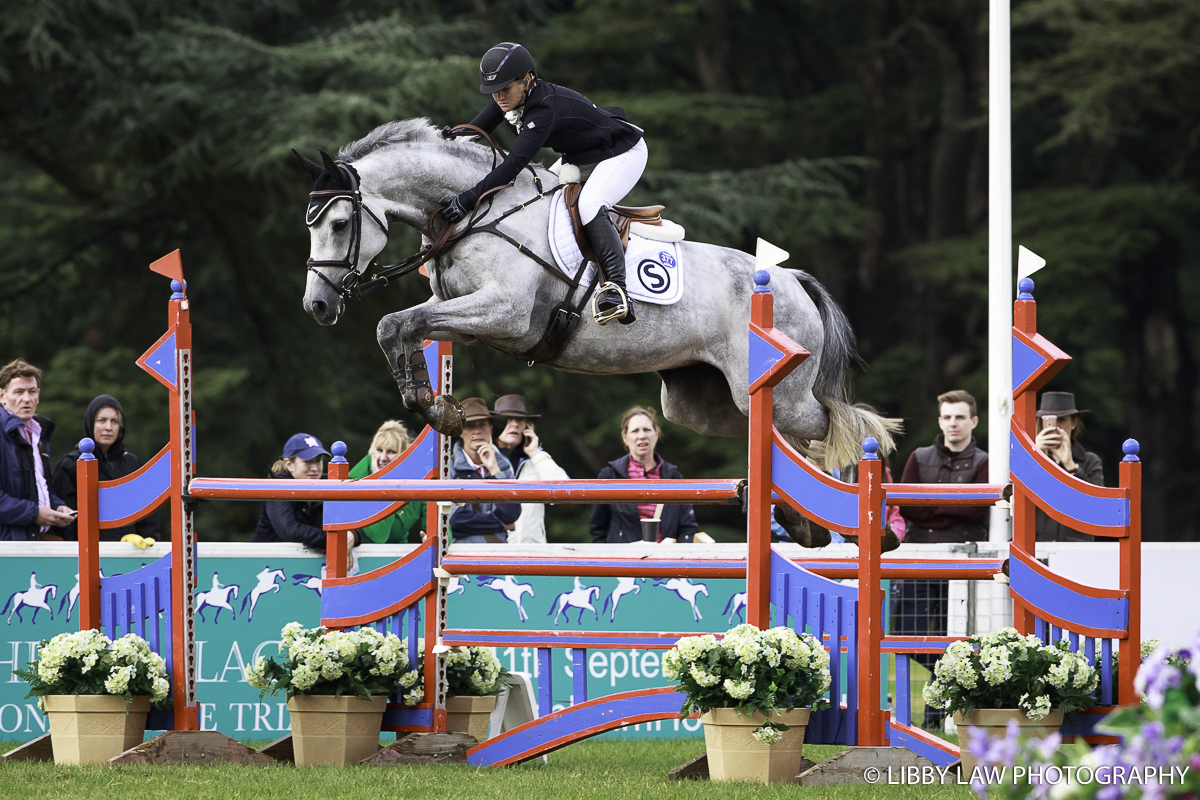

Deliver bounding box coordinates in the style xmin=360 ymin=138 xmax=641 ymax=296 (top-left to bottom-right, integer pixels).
xmin=44 ymin=694 xmax=150 ymax=765
xmin=955 ymin=708 xmax=1064 ymax=777
xmin=446 ymin=695 xmax=498 ymax=743
xmin=700 ymin=707 xmax=811 ymax=784
xmin=287 ymin=695 xmax=387 ymax=766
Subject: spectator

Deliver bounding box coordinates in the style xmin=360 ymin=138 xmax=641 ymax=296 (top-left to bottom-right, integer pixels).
xmin=348 ymin=420 xmax=426 ymax=544
xmin=898 ymin=389 xmax=989 ymax=543
xmin=0 ymin=359 xmax=73 ymax=540
xmin=589 ymin=406 xmax=707 ymax=544
xmin=449 ymin=398 xmax=520 ymax=543
xmin=895 ymin=390 xmax=989 ymax=732
xmin=51 ymin=394 xmax=161 ymax=542
xmin=253 ymin=433 xmax=358 ymax=567
xmin=1034 ymin=391 xmax=1103 ymax=541
xmin=492 ymin=394 xmax=569 ymax=544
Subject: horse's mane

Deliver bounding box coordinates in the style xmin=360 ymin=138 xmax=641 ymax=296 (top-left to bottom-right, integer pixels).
xmin=338 ymin=118 xmax=493 ymax=168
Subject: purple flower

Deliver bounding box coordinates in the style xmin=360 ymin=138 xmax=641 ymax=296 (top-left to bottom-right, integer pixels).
xmin=1191 ymin=752 xmax=1200 ymax=772
xmin=1034 ymin=732 xmax=1062 ymax=761
xmin=983 ymin=720 xmax=1021 ymax=768
xmin=1096 ymin=786 xmax=1123 ymax=800
xmin=1135 ymin=648 xmax=1181 ymax=709
xmin=968 ymin=726 xmax=990 ymax=759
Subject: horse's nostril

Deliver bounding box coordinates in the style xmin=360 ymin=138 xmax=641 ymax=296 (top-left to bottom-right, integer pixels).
xmin=312 ymin=299 xmax=327 ymax=316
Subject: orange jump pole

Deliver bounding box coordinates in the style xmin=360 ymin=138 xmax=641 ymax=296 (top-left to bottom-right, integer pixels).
xmin=855 ymin=439 xmax=885 ymax=747
xmin=745 ymin=269 xmax=809 ymax=627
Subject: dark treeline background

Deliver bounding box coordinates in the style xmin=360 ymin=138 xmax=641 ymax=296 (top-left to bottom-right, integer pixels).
xmin=2 ymin=0 xmax=1197 ymax=542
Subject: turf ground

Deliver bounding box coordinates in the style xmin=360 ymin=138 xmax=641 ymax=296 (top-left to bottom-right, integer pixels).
xmin=0 ymin=738 xmax=973 ymax=799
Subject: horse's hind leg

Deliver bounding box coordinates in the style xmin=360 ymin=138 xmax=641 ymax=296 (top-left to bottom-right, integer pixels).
xmin=658 ymin=363 xmax=749 ymax=437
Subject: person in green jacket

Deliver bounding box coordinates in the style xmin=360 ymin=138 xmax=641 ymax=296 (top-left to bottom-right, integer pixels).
xmin=349 ymin=420 xmax=426 ymax=544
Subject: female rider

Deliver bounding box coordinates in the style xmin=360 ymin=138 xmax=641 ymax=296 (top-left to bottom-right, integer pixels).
xmin=441 ymin=42 xmax=647 ymax=325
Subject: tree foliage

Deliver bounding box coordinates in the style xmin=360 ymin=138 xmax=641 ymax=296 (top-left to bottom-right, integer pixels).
xmin=2 ymin=0 xmax=1197 ymax=540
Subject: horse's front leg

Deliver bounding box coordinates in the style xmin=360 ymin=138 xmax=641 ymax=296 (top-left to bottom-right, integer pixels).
xmin=377 ymin=283 xmax=535 ymax=437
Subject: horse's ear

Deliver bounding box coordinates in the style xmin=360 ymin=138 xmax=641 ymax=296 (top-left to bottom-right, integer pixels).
xmin=292 ymin=149 xmax=323 ymax=181
xmin=319 ymin=149 xmax=340 ymax=176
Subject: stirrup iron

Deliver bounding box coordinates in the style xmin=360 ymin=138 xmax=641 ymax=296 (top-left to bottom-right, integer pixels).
xmin=591 ymin=282 xmax=630 ymax=326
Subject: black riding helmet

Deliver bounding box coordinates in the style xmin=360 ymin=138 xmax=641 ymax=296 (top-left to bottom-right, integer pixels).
xmin=479 ymin=42 xmax=536 ymax=94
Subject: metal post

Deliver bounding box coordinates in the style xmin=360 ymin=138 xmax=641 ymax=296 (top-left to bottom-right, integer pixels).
xmin=988 ymin=0 xmax=1014 ymax=544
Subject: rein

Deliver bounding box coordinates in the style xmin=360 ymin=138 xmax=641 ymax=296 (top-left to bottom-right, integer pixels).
xmin=306 ymin=124 xmax=572 ymax=301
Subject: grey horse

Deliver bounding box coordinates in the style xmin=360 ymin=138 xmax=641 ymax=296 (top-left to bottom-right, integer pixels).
xmin=296 ymin=118 xmax=895 ymax=474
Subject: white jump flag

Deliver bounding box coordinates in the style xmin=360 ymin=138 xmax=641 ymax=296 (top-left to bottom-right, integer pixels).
xmin=1017 ymin=245 xmax=1046 ymax=280
xmin=755 ymin=238 xmax=790 ymax=271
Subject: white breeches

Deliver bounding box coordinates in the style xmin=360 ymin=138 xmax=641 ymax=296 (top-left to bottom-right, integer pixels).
xmin=577 ymin=138 xmax=649 ymax=224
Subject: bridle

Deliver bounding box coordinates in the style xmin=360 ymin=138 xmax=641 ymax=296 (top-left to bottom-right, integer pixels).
xmin=304 ymin=124 xmax=570 ymax=302
xmin=304 ymin=161 xmax=390 ymax=299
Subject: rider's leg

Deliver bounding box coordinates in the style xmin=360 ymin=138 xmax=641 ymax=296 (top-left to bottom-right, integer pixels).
xmin=578 ymin=139 xmax=648 ymax=325
xmin=584 ymin=213 xmax=636 ymax=325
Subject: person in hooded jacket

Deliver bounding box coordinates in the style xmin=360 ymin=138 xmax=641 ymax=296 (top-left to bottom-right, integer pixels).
xmin=588 ymin=406 xmax=705 ymax=544
xmin=253 ymin=433 xmax=360 ymax=564
xmin=51 ymin=394 xmax=161 ymax=542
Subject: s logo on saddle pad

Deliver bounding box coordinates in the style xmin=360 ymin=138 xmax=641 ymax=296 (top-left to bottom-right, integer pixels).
xmin=547 ymin=193 xmax=685 ymax=306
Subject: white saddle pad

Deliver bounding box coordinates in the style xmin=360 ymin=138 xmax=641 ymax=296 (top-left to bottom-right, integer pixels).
xmin=546 ymin=192 xmax=685 ymax=305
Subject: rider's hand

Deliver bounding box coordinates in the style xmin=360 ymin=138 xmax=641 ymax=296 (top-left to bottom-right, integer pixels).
xmin=441 ymin=194 xmax=468 ymax=223
xmin=441 ymin=125 xmax=458 ymax=139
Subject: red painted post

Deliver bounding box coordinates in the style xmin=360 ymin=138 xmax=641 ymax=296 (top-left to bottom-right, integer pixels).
xmin=75 ymin=439 xmax=101 ymax=631
xmin=855 ymin=440 xmax=885 ymax=746
xmin=1011 ymin=279 xmax=1038 ymax=635
xmin=326 ymin=445 xmax=349 ymax=585
xmin=747 ymin=286 xmax=774 ymax=629
xmin=1118 ymin=441 xmax=1141 ymax=706
xmin=156 ymin=256 xmax=200 ymax=732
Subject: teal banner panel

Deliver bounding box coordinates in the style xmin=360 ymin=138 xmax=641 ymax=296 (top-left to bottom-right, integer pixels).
xmin=0 ymin=544 xmax=755 ymax=742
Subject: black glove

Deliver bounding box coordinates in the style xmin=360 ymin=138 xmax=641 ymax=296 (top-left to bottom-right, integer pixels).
xmin=441 ymin=194 xmax=469 ymax=223
xmin=441 ymin=125 xmax=458 ymax=139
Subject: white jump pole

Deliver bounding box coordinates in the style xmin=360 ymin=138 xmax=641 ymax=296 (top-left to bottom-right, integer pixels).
xmin=988 ymin=0 xmax=1014 ymax=545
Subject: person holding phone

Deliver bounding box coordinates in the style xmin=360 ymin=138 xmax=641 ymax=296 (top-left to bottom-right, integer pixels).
xmin=0 ymin=359 xmax=73 ymax=541
xmin=1034 ymin=391 xmax=1104 ymax=541
xmin=492 ymin=395 xmax=569 ymax=544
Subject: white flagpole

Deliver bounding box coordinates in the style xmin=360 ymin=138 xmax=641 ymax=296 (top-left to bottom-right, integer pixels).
xmin=988 ymin=0 xmax=1013 ymax=544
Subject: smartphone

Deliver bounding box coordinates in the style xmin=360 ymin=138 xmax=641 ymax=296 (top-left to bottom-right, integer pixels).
xmin=1043 ymin=414 xmax=1057 ymax=430
xmin=67 ymin=509 xmax=79 ymax=517
xmin=523 ymin=431 xmax=533 ymax=446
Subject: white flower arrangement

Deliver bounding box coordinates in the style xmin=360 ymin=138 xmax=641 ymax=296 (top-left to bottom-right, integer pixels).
xmin=663 ymin=624 xmax=831 ymax=744
xmin=923 ymin=627 xmax=1099 ymax=720
xmin=15 ymin=630 xmax=171 ymax=710
xmin=249 ymin=623 xmax=422 ymax=701
xmin=445 ymin=646 xmax=507 ymax=697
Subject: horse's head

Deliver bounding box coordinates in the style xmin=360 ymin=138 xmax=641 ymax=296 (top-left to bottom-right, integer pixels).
xmin=293 ymin=149 xmax=389 ymax=326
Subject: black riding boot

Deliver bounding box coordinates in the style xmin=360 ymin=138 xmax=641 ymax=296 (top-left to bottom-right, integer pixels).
xmin=584 ymin=211 xmax=636 ymax=325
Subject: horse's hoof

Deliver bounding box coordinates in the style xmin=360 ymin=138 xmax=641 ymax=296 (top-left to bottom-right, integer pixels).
xmin=425 ymin=395 xmax=465 ymax=437
xmin=773 ymin=504 xmax=832 ymax=548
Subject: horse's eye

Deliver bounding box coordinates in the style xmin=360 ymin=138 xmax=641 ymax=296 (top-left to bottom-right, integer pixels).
xmin=333 ymin=220 xmax=349 ymax=233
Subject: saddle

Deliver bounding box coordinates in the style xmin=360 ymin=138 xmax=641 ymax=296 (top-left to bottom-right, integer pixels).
xmin=562 ymin=183 xmax=665 ymax=265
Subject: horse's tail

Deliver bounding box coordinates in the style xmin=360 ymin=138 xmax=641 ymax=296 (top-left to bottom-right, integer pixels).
xmin=240 ymin=595 xmax=250 ymax=612
xmin=789 ymin=269 xmax=903 ymax=472
xmin=722 ymin=595 xmax=734 ymax=615
xmin=546 ymin=597 xmax=557 ymax=616
xmin=603 ymin=594 xmax=612 ymax=614
xmin=0 ymin=593 xmax=13 ymax=615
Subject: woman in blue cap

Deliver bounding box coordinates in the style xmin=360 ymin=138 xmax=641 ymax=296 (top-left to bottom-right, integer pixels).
xmin=253 ymin=433 xmax=359 ymax=558
xmin=442 ymin=42 xmax=647 ymax=325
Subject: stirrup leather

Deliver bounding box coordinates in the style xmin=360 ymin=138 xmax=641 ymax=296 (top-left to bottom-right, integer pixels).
xmin=591 ymin=282 xmax=630 ymax=326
